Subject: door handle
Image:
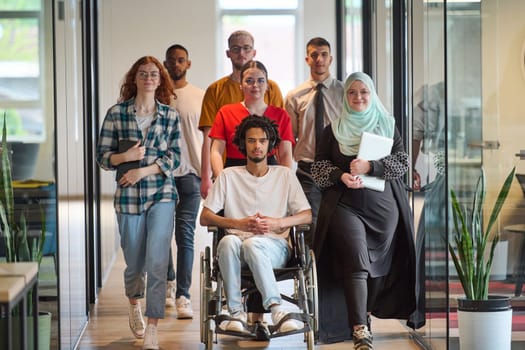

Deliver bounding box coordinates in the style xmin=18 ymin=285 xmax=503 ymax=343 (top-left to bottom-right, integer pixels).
xmin=468 ymin=140 xmax=500 ymax=150
xmin=516 ymin=150 xmax=525 ymax=160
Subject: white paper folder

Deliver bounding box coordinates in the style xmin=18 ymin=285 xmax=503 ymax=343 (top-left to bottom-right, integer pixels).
xmin=357 ymin=131 xmax=393 ymax=191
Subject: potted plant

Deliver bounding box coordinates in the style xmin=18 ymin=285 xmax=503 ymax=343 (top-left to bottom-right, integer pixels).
xmin=448 ymin=166 xmax=516 ymax=350
xmin=0 ymin=112 xmax=51 ymax=350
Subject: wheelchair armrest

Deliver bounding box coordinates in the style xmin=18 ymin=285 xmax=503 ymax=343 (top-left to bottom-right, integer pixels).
xmin=206 ymin=226 xmax=220 ymax=266
xmin=296 ymin=224 xmax=310 ymax=234
xmin=207 ymin=226 xmax=219 ymax=234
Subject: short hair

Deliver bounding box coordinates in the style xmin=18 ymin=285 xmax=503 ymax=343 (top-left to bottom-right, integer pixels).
xmin=240 ymin=60 xmax=268 ymax=82
xmin=306 ymin=37 xmax=331 ymax=52
xmin=165 ymin=44 xmax=189 ymax=58
xmin=233 ymin=115 xmax=281 ymax=156
xmin=228 ymin=30 xmax=254 ymax=48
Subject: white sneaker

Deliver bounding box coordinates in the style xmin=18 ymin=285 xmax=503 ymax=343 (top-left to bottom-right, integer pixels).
xmin=175 ymin=296 xmax=194 ymax=319
xmin=225 ymin=311 xmax=249 ymax=333
xmin=165 ymin=280 xmax=176 ymax=308
xmin=128 ymin=302 xmax=145 ymax=339
xmin=271 ymin=310 xmax=301 ymax=333
xmin=142 ymin=324 xmax=159 ymax=350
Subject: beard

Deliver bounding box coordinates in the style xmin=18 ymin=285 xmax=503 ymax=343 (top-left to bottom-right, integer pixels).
xmin=248 ymin=154 xmax=266 ymax=163
xmin=170 ymin=70 xmax=186 ymax=81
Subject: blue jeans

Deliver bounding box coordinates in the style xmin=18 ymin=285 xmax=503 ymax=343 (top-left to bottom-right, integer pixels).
xmin=217 ymin=235 xmax=289 ymax=314
xmin=117 ymin=200 xmax=175 ymax=319
xmin=167 ymin=173 xmax=201 ymax=299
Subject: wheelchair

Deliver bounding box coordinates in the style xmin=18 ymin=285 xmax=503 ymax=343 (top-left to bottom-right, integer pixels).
xmin=200 ymin=224 xmax=318 ymax=349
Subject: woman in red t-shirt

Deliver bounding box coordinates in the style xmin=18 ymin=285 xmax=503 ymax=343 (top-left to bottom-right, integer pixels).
xmin=209 ymin=60 xmax=294 ymax=178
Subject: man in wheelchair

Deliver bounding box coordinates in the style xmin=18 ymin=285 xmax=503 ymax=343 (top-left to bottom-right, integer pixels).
xmin=200 ymin=115 xmax=312 ymax=335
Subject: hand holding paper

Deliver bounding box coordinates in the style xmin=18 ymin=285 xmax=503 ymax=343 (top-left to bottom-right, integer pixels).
xmin=356 ymin=132 xmax=393 ymax=191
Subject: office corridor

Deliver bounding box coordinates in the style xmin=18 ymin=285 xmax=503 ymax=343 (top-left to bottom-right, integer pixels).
xmin=77 ymin=218 xmax=421 ymax=349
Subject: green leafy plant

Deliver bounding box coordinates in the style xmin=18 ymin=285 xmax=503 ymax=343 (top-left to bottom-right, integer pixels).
xmin=448 ymin=166 xmax=516 ymax=300
xmin=0 ymin=112 xmax=46 ymax=264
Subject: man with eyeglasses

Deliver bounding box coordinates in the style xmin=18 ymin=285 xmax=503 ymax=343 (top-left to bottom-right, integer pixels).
xmin=162 ymin=44 xmax=205 ymax=320
xmin=198 ymin=30 xmax=284 ymax=199
xmin=284 ymin=37 xmax=344 ymax=247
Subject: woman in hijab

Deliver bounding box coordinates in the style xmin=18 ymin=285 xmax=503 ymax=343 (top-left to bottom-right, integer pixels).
xmin=311 ymin=72 xmax=418 ymax=349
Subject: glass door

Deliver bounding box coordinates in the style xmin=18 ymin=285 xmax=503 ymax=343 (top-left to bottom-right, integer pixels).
xmin=411 ymin=0 xmax=525 ymax=348
xmin=478 ymin=0 xmax=525 ymax=346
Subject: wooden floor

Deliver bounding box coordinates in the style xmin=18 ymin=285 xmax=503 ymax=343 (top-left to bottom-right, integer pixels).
xmin=76 ymin=220 xmax=422 ymax=350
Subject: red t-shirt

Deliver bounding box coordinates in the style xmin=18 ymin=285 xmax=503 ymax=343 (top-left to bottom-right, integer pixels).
xmin=209 ymin=103 xmax=295 ymax=159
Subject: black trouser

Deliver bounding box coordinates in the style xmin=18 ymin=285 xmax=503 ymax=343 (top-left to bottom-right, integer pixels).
xmin=328 ymin=205 xmax=383 ymax=327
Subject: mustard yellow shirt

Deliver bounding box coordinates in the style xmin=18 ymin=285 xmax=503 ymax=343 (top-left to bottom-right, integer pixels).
xmin=198 ymin=76 xmax=283 ymax=130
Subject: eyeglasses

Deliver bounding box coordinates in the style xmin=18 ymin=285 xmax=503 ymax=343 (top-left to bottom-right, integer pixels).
xmin=137 ymin=71 xmax=160 ymax=80
xmin=229 ymin=45 xmax=253 ymax=54
xmin=243 ymin=77 xmax=267 ymax=86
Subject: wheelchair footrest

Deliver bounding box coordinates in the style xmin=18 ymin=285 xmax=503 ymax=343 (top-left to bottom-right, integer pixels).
xmin=212 ymin=312 xmax=312 ymax=340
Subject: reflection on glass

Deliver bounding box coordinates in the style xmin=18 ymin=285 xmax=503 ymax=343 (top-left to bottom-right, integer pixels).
xmin=0 ymin=1 xmax=58 ymax=349
xmin=344 ymin=0 xmax=363 ymax=75
xmin=219 ymin=0 xmax=298 ymax=10
xmin=221 ymin=14 xmax=296 ymax=94
xmin=0 ymin=17 xmax=43 ymax=143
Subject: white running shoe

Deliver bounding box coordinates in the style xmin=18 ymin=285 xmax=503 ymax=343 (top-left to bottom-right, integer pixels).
xmin=142 ymin=324 xmax=159 ymax=350
xmin=165 ymin=280 xmax=176 ymax=308
xmin=175 ymin=295 xmax=194 ymax=319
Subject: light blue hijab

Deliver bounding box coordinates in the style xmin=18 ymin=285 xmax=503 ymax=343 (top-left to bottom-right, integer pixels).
xmin=331 ymin=72 xmax=395 ymax=156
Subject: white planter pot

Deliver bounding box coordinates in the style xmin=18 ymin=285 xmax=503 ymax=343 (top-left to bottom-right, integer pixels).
xmin=457 ymin=296 xmax=512 ymax=350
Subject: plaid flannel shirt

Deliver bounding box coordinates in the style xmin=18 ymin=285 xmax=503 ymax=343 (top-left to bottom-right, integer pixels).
xmin=96 ymin=98 xmax=180 ymax=214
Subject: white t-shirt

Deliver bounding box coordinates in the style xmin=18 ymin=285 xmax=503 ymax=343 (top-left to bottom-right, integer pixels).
xmin=172 ymin=83 xmax=205 ymax=177
xmin=203 ymin=165 xmax=311 ymax=240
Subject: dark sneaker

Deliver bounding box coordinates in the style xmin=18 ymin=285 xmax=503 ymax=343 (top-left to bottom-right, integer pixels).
xmin=353 ymin=325 xmax=373 ymax=350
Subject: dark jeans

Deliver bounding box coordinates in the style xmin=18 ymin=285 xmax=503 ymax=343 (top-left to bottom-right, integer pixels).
xmin=167 ymin=173 xmax=201 ymax=299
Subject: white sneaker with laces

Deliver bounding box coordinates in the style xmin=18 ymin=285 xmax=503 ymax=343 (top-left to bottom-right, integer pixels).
xmin=128 ymin=302 xmax=145 ymax=339
xmin=175 ymin=295 xmax=194 ymax=319
xmin=142 ymin=324 xmax=159 ymax=350
xmin=165 ymin=280 xmax=176 ymax=308
xmin=225 ymin=311 xmax=249 ymax=333
xmin=271 ymin=310 xmax=301 ymax=333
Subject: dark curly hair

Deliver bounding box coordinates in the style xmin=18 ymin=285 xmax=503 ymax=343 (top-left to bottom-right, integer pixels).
xmin=232 ymin=115 xmax=281 ymax=156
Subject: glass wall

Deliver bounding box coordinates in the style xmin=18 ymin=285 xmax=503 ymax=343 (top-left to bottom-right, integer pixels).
xmin=410 ymin=0 xmax=525 ymax=348
xmin=218 ymin=0 xmax=300 ymax=94
xmin=0 ymin=0 xmax=59 ymax=347
xmin=410 ymin=0 xmax=448 ymax=347
xmin=342 ymin=0 xmax=525 ymax=348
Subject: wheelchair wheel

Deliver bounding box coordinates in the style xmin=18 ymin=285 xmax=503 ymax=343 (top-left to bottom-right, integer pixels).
xmin=306 ymin=249 xmax=319 ymax=340
xmin=200 ymin=247 xmax=212 ymax=344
